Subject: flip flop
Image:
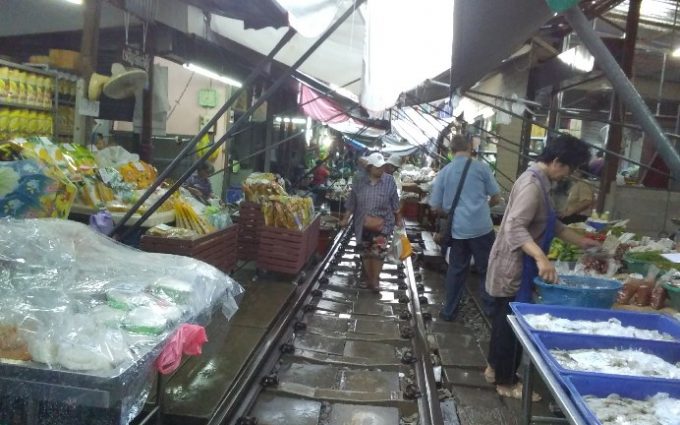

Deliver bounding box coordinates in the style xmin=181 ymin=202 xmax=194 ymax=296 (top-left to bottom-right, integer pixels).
xmin=496 ymin=382 xmax=541 ymax=402
xmin=483 ymin=366 xmax=495 ymax=384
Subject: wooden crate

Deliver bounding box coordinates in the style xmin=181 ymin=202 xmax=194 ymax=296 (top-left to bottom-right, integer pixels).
xmin=237 ymin=202 xmax=264 ymax=261
xmin=140 ymin=225 xmax=239 ymax=273
xmin=257 ymin=215 xmax=320 ymax=275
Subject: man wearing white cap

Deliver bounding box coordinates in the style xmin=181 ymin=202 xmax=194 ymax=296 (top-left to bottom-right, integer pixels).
xmin=341 ymin=152 xmax=402 ymax=293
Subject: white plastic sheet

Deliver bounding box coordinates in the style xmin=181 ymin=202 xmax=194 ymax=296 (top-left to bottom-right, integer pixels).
xmin=0 ymin=218 xmax=244 ymax=423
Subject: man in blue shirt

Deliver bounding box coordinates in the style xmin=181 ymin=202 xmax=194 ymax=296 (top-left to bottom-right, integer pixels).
xmin=430 ymin=135 xmax=501 ymax=320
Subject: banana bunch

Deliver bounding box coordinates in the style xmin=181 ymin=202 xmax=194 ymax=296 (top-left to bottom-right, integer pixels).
xmin=548 ymin=239 xmax=580 ymax=262
xmin=174 ymin=197 xmax=214 ymax=235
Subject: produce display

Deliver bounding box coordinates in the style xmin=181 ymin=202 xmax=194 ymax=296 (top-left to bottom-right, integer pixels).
xmin=0 ymin=140 xmax=77 ymax=219
xmin=550 ymin=348 xmax=680 ymax=379
xmin=242 ymin=172 xmax=286 ymax=203
xmin=584 ymin=393 xmax=680 ymax=425
xmin=400 ymin=165 xmax=436 ymax=184
xmin=625 ymin=251 xmax=680 ymax=272
xmin=174 ymin=195 xmax=215 ymax=235
xmin=261 ymin=195 xmax=314 ymax=230
xmin=243 ymin=172 xmax=315 ymax=230
xmin=146 ymin=224 xmax=198 ymax=239
xmin=524 ymin=313 xmax=676 ymax=341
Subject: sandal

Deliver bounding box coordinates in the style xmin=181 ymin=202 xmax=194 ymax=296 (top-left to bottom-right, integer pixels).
xmin=496 ymin=382 xmax=541 ymax=402
xmin=483 ymin=366 xmax=495 ymax=384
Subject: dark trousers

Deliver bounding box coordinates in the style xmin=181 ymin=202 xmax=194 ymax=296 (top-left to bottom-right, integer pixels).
xmin=441 ymin=231 xmax=495 ymax=319
xmin=487 ymin=296 xmax=522 ymax=385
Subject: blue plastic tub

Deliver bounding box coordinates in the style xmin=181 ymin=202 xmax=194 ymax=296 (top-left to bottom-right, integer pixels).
xmin=533 ymin=275 xmax=622 ymax=308
xmin=565 ymin=374 xmax=680 ymax=425
xmin=533 ymin=332 xmax=680 ymax=383
xmin=510 ymin=303 xmax=680 ymax=342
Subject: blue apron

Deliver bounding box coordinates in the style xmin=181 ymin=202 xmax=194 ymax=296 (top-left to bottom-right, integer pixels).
xmin=516 ymin=170 xmax=557 ymax=303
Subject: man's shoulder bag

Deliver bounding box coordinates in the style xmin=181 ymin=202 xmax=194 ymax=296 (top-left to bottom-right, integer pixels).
xmin=437 ymin=158 xmax=472 ymax=253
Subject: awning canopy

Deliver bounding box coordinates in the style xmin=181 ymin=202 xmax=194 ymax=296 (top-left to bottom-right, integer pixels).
xmin=207 ymin=0 xmax=555 ymax=111
xmin=298 ymin=83 xmax=388 ymax=138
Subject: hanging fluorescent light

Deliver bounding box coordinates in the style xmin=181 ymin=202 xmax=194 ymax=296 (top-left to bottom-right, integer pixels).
xmin=62 ymin=0 xmax=83 ymax=4
xmin=183 ymin=63 xmax=242 ymax=88
xmin=291 ymin=118 xmax=307 ymax=124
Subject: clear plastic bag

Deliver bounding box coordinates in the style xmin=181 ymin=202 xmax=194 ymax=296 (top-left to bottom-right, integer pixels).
xmin=0 ymin=218 xmax=244 ymax=423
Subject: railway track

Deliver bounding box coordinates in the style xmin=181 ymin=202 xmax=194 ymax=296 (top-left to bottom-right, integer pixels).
xmin=206 ymin=224 xmax=449 ymax=425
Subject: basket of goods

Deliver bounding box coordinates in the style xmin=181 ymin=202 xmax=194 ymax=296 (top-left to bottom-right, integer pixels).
xmin=534 ymin=275 xmax=622 ymax=309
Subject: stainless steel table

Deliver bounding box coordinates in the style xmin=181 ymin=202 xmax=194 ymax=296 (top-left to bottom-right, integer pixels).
xmin=508 ymin=316 xmax=589 ymax=425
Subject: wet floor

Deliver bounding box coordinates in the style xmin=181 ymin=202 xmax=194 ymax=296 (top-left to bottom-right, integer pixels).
xmin=161 ymin=223 xmax=565 ymax=425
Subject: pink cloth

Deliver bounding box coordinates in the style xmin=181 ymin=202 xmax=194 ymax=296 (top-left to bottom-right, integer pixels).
xmin=299 ymin=84 xmax=349 ymax=124
xmin=155 ymin=324 xmax=208 ymax=375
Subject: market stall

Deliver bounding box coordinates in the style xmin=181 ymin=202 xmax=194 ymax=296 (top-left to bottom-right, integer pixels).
xmin=504 ymin=216 xmax=680 ymax=425
xmin=0 ymin=218 xmax=243 ymax=424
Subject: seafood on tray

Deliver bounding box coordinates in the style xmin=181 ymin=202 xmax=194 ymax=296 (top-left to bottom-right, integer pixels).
xmin=524 ymin=313 xmax=677 ymax=341
xmin=550 ymin=348 xmax=680 ymax=379
xmin=584 ymin=393 xmax=680 ymax=425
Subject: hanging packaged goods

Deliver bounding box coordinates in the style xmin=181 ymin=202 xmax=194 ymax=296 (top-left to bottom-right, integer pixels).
xmin=242 ymin=172 xmax=315 ymax=230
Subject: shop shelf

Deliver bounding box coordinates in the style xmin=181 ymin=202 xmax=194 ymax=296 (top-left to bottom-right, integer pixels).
xmin=0 ymin=100 xmax=52 ymax=112
xmin=565 ymin=373 xmax=680 ymax=425
xmin=510 ymin=303 xmax=680 ymax=342
xmin=532 ymin=331 xmax=680 ymax=384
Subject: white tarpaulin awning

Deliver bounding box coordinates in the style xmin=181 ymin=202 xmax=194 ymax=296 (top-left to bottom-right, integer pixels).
xmin=391 ymin=106 xmax=453 ymax=147
xmin=209 ymin=0 xmax=554 ymax=111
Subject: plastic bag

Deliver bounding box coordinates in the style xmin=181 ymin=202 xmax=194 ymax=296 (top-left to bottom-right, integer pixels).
xmin=155 ymin=324 xmax=208 ymax=374
xmin=89 ymin=209 xmax=114 ymax=235
xmin=389 ymin=228 xmax=412 ymax=263
xmin=0 ymin=218 xmax=244 ymax=423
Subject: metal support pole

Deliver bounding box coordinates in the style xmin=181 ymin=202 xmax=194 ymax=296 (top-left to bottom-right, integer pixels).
xmin=116 ymin=0 xmax=366 ymax=240
xmin=140 ymin=24 xmax=155 ymax=163
xmin=564 ymin=5 xmax=680 ymax=179
xmin=110 ymin=28 xmax=297 ymax=235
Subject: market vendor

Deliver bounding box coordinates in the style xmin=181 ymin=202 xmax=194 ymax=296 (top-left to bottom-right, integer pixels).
xmin=484 ymin=134 xmax=601 ymax=400
xmin=311 ymin=159 xmax=330 ymax=186
xmin=340 ymin=152 xmax=401 ymax=293
xmin=183 ymin=162 xmax=214 ymax=201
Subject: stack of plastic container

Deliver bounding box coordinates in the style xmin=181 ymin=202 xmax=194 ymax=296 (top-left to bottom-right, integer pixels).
xmin=511 ymin=303 xmax=680 ymax=425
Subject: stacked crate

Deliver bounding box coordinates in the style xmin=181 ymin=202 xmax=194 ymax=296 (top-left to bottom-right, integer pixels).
xmin=140 ymin=224 xmax=239 ymax=273
xmin=238 ymin=202 xmax=264 ymax=261
xmin=257 ymin=215 xmax=320 ymax=275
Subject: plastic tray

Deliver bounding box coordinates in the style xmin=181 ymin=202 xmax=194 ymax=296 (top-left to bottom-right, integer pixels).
xmin=533 ymin=275 xmax=621 ymax=308
xmin=510 ymin=302 xmax=680 ymax=342
xmin=533 ymin=331 xmax=680 ymax=383
xmin=565 ymin=374 xmax=680 ymax=425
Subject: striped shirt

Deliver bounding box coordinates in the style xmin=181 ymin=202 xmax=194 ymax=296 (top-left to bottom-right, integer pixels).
xmin=346 ymin=173 xmax=400 ymax=243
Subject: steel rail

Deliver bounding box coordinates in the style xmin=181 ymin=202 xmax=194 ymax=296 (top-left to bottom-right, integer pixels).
xmin=212 ymin=224 xmax=352 ymax=425
xmin=406 ymin=257 xmax=444 ymax=425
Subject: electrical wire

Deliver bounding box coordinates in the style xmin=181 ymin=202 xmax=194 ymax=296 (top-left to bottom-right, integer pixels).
xmin=167 ymin=72 xmax=195 ymax=119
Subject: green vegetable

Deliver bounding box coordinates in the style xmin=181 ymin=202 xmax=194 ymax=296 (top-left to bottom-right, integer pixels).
xmin=625 ymin=251 xmax=680 ymax=271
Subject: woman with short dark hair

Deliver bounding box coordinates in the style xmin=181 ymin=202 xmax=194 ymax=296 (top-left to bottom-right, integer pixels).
xmin=484 ymin=134 xmax=601 ymax=400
